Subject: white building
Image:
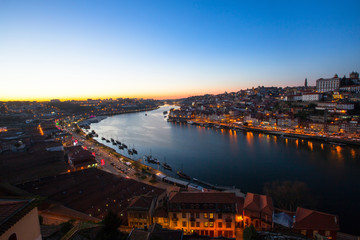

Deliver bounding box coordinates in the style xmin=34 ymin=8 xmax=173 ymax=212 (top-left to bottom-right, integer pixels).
xmin=302 ymin=93 xmax=322 ymax=102
xmin=316 ymin=74 xmax=340 ymax=92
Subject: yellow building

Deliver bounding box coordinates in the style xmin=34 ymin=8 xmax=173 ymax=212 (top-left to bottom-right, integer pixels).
xmin=168 ymin=192 xmax=239 ymax=238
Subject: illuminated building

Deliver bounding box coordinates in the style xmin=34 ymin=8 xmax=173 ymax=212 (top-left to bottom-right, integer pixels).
xmin=167 ymin=192 xmax=241 ymax=238
xmin=243 ymin=193 xmax=274 ymax=230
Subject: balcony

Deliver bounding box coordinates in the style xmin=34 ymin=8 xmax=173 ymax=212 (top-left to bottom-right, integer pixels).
xmin=190 ymin=217 xmax=196 ymax=222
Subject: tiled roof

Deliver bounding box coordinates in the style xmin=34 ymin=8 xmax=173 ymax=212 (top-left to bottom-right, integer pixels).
xmin=0 ymin=199 xmax=36 ymax=235
xmin=293 ymin=207 xmax=340 ymax=231
xmin=169 ymin=192 xmax=237 ymax=204
xmin=128 ymin=196 xmax=154 ymax=211
xmin=244 ymin=192 xmax=273 ymax=215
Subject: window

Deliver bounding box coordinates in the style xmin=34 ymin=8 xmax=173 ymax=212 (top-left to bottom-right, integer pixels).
xmin=190 ymin=213 xmax=194 ymax=218
xmin=325 ymin=231 xmax=331 ymax=237
xmin=8 ymin=233 xmax=17 ymax=240
xmin=218 ymin=213 xmax=222 ymax=219
xmin=173 ymin=213 xmax=177 ymax=218
xmin=204 ymin=213 xmax=208 ymax=219
xmin=196 ymin=213 xmax=200 ymax=218
xmin=182 ymin=212 xmax=186 ymax=218
xmin=209 ymin=213 xmax=214 ymax=219
xmin=301 ymin=230 xmax=307 ymax=236
xmin=204 ymin=222 xmax=209 ymax=227
xmin=226 ymin=222 xmax=231 ymax=228
xmin=182 ymin=221 xmax=187 ymax=227
xmin=174 ymin=222 xmax=177 ymax=227
xmin=196 ymin=222 xmax=200 ymax=227
xmin=218 ymin=222 xmax=222 ymax=228
xmin=164 ymin=218 xmax=169 ymax=223
xmin=218 ymin=231 xmax=223 ymax=237
xmin=209 ymin=222 xmax=214 ymax=227
xmin=191 ymin=222 xmax=195 ymax=227
xmin=313 ymin=230 xmax=318 ymax=237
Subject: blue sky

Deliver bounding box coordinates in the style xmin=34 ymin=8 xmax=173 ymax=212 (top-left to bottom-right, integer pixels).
xmin=0 ymin=0 xmax=359 ymax=100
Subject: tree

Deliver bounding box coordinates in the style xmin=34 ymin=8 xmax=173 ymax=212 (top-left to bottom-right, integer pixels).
xmin=96 ymin=211 xmax=126 ymax=240
xmin=243 ymin=225 xmax=259 ymax=240
xmin=263 ymin=180 xmax=316 ymax=211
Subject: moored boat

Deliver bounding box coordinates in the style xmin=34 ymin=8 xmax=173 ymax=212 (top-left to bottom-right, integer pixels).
xmin=162 ymin=162 xmax=172 ymax=171
xmin=177 ymin=171 xmax=191 ymax=180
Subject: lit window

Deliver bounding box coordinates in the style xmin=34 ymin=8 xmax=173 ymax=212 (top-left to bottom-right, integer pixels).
xmin=204 ymin=222 xmax=208 ymax=227
xmin=209 ymin=222 xmax=214 ymax=227
xmin=182 ymin=221 xmax=187 ymax=227
xmin=218 ymin=222 xmax=222 ymax=228
xmin=204 ymin=213 xmax=208 ymax=219
xmin=209 ymin=213 xmax=214 ymax=219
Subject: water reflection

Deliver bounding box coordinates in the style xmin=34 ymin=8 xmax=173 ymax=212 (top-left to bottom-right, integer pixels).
xmin=246 ymin=132 xmax=254 ymax=147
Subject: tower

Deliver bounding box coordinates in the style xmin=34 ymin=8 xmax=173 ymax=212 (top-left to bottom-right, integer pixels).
xmin=304 ymin=78 xmax=308 ymax=88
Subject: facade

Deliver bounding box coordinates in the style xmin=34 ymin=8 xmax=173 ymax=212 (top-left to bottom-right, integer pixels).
xmin=316 ymin=102 xmax=354 ymax=111
xmin=0 ymin=199 xmax=42 ymax=240
xmin=243 ymin=193 xmax=274 ymax=230
xmin=127 ymin=195 xmax=158 ymax=229
xmin=293 ymin=207 xmax=339 ymax=240
xmin=316 ymin=74 xmax=340 ymax=93
xmin=66 ymin=146 xmax=97 ymax=171
xmin=340 ymin=85 xmax=360 ymax=93
xmin=128 ymin=190 xmax=167 ymax=229
xmin=168 ymin=192 xmax=240 ymax=238
xmin=302 ymin=93 xmax=321 ymax=102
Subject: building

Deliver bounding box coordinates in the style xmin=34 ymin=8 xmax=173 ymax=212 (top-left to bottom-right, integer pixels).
xmin=168 ymin=192 xmax=240 ymax=238
xmin=0 ymin=199 xmax=42 ymax=240
xmin=243 ymin=193 xmax=274 ymax=230
xmin=293 ymin=207 xmax=339 ymax=240
xmin=316 ymin=74 xmax=340 ymax=93
xmin=127 ymin=195 xmax=158 ymax=229
xmin=284 ymin=95 xmax=302 ymax=101
xmin=66 ymin=146 xmax=97 ymax=171
xmin=302 ymin=93 xmax=322 ymax=102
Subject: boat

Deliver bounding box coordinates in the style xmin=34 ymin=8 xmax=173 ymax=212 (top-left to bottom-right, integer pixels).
xmin=132 ymin=148 xmax=138 ymax=154
xmin=128 ymin=149 xmax=133 ymax=155
xmin=101 ymin=137 xmax=105 ymax=140
xmin=163 ymin=111 xmax=168 ymax=114
xmin=106 ymin=139 xmax=110 ymax=143
xmin=162 ymin=162 xmax=172 ymax=171
xmin=145 ymin=155 xmax=159 ymax=164
xmin=122 ymin=144 xmax=128 ymax=149
xmin=177 ymin=171 xmax=191 ymax=180
xmin=145 ymin=113 xmax=147 ymax=116
xmin=110 ymin=138 xmax=114 ymax=142
xmin=116 ymin=140 xmax=121 ymax=145
xmin=118 ymin=145 xmax=124 ymax=150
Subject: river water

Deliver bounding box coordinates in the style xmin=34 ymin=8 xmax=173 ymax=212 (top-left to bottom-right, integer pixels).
xmin=90 ymin=105 xmax=359 ymax=235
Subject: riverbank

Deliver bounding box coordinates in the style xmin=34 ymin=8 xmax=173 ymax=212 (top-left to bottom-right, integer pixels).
xmin=169 ymin=119 xmax=360 ymax=147
xmin=78 ymin=106 xmax=160 ymax=128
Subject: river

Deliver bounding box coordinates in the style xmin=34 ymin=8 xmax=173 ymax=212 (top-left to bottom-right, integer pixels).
xmin=89 ymin=105 xmax=360 ymax=235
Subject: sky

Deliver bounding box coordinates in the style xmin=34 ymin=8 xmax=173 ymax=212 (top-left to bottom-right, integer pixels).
xmin=0 ymin=0 xmax=359 ymax=100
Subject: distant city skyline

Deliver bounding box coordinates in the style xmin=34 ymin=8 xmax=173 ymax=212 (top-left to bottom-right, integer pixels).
xmin=0 ymin=0 xmax=359 ymax=101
